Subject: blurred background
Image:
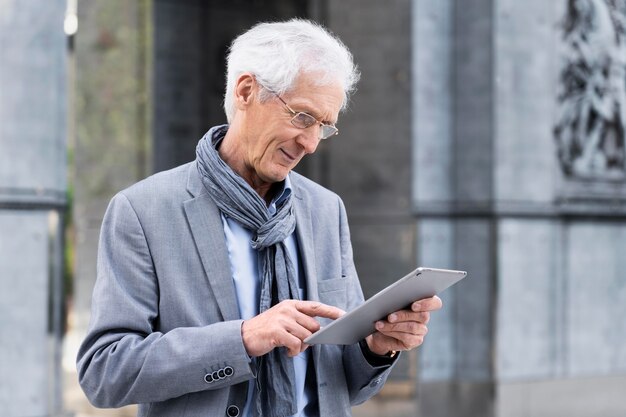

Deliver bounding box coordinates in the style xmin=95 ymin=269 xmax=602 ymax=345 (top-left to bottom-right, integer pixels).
xmin=1 ymin=0 xmax=626 ymax=416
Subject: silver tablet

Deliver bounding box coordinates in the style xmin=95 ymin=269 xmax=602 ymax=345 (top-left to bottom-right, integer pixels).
xmin=304 ymin=267 xmax=467 ymax=345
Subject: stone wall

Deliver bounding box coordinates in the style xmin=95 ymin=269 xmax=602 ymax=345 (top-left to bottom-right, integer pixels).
xmin=413 ymin=0 xmax=626 ymax=416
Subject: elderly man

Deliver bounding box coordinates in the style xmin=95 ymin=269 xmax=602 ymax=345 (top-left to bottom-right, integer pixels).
xmin=77 ymin=19 xmax=442 ymax=417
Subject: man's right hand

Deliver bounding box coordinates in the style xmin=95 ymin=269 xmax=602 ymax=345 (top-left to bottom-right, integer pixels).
xmin=241 ymin=300 xmax=344 ymax=357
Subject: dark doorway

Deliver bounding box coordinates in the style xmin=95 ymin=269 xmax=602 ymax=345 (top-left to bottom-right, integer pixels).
xmin=152 ymin=0 xmax=310 ymax=173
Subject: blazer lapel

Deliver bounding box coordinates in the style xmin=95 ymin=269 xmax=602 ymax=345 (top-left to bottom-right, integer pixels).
xmin=184 ymin=162 xmax=240 ymax=321
xmin=292 ymin=176 xmax=324 ymax=367
xmin=293 ymin=184 xmax=320 ymax=303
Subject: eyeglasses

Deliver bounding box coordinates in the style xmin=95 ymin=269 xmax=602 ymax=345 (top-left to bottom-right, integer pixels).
xmin=273 ymin=93 xmax=339 ymax=140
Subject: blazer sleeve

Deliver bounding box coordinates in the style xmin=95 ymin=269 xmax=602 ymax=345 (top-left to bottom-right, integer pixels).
xmin=76 ymin=192 xmax=255 ymax=408
xmin=335 ymin=197 xmax=399 ymax=405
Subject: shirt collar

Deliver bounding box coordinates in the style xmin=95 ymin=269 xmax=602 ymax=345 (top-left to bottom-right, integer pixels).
xmin=268 ymin=174 xmax=292 ymax=216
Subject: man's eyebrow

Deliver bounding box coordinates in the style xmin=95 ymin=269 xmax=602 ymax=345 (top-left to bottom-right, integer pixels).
xmin=294 ymin=104 xmax=321 ymax=119
xmin=297 ymin=104 xmax=336 ymax=125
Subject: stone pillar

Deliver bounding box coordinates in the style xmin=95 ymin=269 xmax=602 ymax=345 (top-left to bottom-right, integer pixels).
xmin=0 ymin=1 xmax=67 ymax=416
xmin=413 ymin=1 xmax=626 ymax=416
xmin=413 ymin=1 xmax=496 ymax=414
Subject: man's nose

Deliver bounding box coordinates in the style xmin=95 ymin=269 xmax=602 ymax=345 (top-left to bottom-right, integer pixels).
xmin=296 ymin=126 xmax=321 ymax=154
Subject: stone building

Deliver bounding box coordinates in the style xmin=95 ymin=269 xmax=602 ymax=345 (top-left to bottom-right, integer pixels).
xmin=3 ymin=0 xmax=623 ymax=416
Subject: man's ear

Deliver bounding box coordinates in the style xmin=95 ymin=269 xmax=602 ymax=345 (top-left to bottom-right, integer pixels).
xmin=233 ymin=73 xmax=257 ymax=111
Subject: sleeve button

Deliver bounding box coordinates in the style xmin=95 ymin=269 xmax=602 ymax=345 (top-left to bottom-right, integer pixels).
xmin=218 ymin=369 xmax=226 ymax=379
xmin=226 ymin=405 xmax=240 ymax=417
xmin=224 ymin=366 xmax=234 ymax=376
xmin=204 ymin=373 xmax=213 ymax=383
xmin=212 ymin=370 xmax=220 ymax=381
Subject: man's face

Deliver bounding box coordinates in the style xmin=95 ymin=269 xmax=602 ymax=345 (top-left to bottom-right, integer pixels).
xmin=240 ymin=74 xmax=344 ymax=186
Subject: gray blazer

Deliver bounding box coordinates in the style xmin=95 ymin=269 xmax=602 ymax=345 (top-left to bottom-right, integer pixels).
xmin=77 ymin=161 xmax=395 ymax=417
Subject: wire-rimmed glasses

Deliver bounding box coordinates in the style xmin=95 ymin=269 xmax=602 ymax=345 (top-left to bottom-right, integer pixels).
xmin=273 ymin=93 xmax=339 ymax=140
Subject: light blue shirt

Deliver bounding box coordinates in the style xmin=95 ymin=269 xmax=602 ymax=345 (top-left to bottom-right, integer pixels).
xmin=221 ymin=175 xmax=314 ymax=417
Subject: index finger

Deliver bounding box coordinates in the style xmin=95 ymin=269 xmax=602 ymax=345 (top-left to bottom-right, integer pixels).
xmin=295 ymin=301 xmax=345 ymax=320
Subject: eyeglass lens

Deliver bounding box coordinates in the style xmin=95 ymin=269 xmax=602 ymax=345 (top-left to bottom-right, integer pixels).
xmin=289 ymin=113 xmax=338 ymax=139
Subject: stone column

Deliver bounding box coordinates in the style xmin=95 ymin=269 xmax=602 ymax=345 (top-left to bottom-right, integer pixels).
xmin=413 ymin=1 xmax=496 ymax=415
xmin=0 ymin=1 xmax=67 ymax=416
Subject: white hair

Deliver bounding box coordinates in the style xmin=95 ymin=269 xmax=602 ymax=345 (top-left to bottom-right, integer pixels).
xmin=223 ymin=19 xmax=360 ymax=122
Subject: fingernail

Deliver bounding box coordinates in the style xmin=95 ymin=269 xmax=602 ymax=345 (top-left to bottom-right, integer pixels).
xmin=389 ymin=313 xmax=397 ymax=322
xmin=376 ymin=321 xmax=384 ymax=330
xmin=412 ymin=303 xmax=421 ymax=311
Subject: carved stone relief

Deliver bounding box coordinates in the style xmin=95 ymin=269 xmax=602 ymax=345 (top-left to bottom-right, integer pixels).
xmin=555 ymin=0 xmax=626 ymax=181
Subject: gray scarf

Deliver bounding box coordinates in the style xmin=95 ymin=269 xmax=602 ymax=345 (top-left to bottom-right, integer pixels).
xmin=196 ymin=125 xmax=299 ymax=417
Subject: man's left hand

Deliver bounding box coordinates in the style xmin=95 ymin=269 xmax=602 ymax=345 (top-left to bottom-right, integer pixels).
xmin=365 ymin=295 xmax=443 ymax=356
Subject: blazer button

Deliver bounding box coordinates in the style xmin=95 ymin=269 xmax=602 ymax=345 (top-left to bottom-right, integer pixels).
xmin=204 ymin=373 xmax=213 ymax=384
xmin=218 ymin=369 xmax=226 ymax=379
xmin=224 ymin=366 xmax=234 ymax=377
xmin=212 ymin=370 xmax=220 ymax=381
xmin=226 ymin=405 xmax=240 ymax=417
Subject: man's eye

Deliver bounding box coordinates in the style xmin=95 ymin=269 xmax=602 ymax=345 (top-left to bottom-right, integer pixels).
xmin=294 ymin=112 xmax=317 ymax=128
